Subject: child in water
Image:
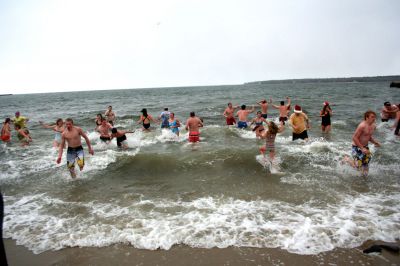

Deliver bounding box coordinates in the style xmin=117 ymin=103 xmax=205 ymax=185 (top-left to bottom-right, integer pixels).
xmin=259 ymin=121 xmax=284 ymax=162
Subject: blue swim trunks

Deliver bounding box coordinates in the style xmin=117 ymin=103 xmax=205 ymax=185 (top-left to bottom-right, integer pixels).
xmin=351 ymin=145 xmax=371 ymax=168
xmin=67 ymin=146 xmax=85 ymax=169
xmin=237 ymin=121 xmax=248 ymax=129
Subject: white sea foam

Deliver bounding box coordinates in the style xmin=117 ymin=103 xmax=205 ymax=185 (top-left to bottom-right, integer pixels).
xmin=4 ymin=193 xmax=400 ymax=254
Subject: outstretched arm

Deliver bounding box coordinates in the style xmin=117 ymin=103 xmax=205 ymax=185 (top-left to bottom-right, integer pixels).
xmin=39 ymin=121 xmax=55 ymax=129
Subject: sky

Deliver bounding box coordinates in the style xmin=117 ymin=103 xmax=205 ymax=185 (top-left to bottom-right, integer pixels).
xmin=0 ymin=0 xmax=399 ymax=94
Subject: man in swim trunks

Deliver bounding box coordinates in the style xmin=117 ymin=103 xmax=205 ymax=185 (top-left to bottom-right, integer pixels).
xmin=257 ymin=99 xmax=271 ymax=119
xmin=271 ymin=97 xmax=291 ymax=125
xmin=111 ymin=128 xmax=134 ymax=149
xmin=97 ymin=118 xmax=113 ymax=143
xmin=381 ymin=102 xmax=399 ymax=122
xmin=289 ymin=105 xmax=310 ymax=141
xmin=185 ymin=112 xmax=203 ymax=143
xmin=104 ymin=106 xmax=116 ymax=126
xmin=223 ymin=103 xmax=239 ymax=125
xmin=236 ymin=104 xmax=255 ymax=129
xmin=57 ymin=118 xmax=94 ymax=178
xmin=159 ymin=108 xmax=171 ymax=129
xmin=344 ymin=111 xmax=380 ymax=177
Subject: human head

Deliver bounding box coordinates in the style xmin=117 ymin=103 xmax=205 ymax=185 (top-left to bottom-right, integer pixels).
xmin=4 ymin=118 xmax=10 ymax=124
xmin=364 ymin=110 xmax=376 ymax=121
xmin=190 ymin=112 xmax=195 ymax=117
xmin=141 ymin=108 xmax=148 ymax=116
xmin=294 ymin=105 xmax=302 ymax=114
xmin=108 ymin=105 xmax=112 ymax=110
xmin=262 ymin=99 xmax=267 ymax=103
xmin=65 ymin=118 xmax=74 ymax=129
xmin=15 ymin=124 xmax=21 ymax=130
xmin=227 ymin=102 xmax=232 ymax=107
xmin=280 ymin=101 xmax=284 ymax=106
xmin=111 ymin=128 xmax=117 ymax=134
xmin=241 ymin=104 xmax=246 ymax=110
xmin=324 ymin=101 xmax=329 ymax=106
xmin=164 ymin=107 xmax=168 ymax=111
xmin=256 ymin=111 xmax=262 ymax=117
xmin=384 ymin=102 xmax=391 ymax=107
xmin=97 ymin=113 xmax=103 ymax=119
xmin=15 ymin=111 xmax=20 ymax=117
xmin=268 ymin=121 xmax=279 ymax=134
xmin=56 ymin=118 xmax=63 ymax=126
xmin=169 ymin=112 xmax=175 ymax=118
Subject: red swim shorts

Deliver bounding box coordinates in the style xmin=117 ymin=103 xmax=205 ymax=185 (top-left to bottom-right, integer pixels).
xmin=1 ymin=135 xmax=10 ymax=142
xmin=188 ymin=132 xmax=200 ymax=143
xmin=226 ymin=117 xmax=236 ymax=125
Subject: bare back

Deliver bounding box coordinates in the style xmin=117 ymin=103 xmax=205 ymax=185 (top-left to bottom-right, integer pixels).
xmin=186 ymin=117 xmax=203 ymax=132
xmin=237 ymin=110 xmax=252 ymax=122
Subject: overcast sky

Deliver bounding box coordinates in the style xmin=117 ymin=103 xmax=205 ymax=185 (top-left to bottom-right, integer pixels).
xmin=0 ymin=0 xmax=399 ymax=94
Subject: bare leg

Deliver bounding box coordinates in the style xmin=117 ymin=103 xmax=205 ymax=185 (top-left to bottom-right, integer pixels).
xmin=69 ymin=167 xmax=76 ymax=179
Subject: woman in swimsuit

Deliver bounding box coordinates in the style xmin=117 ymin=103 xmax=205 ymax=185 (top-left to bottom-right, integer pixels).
xmin=1 ymin=118 xmax=11 ymax=143
xmin=95 ymin=113 xmax=103 ymax=130
xmin=137 ymin=109 xmax=157 ymax=132
xmin=39 ymin=118 xmax=65 ymax=148
xmin=250 ymin=111 xmax=267 ymax=138
xmin=320 ymin=101 xmax=333 ymax=133
xmin=168 ymin=112 xmax=181 ymax=136
xmin=259 ymin=121 xmax=284 ymax=162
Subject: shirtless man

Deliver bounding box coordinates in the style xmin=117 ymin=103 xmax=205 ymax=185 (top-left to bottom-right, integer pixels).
xmin=57 ymin=118 xmax=94 ymax=178
xmin=271 ymin=97 xmax=291 ymax=125
xmin=236 ymin=105 xmax=255 ymax=129
xmin=257 ymin=98 xmax=272 ymax=119
xmin=223 ymin=103 xmax=239 ymax=125
xmin=104 ymin=106 xmax=116 ymax=126
xmin=97 ymin=118 xmax=113 ymax=143
xmin=344 ymin=110 xmax=381 ymax=177
xmin=185 ymin=112 xmax=203 ymax=143
xmin=381 ymin=102 xmax=399 ymax=122
xmin=111 ymin=128 xmax=134 ymax=149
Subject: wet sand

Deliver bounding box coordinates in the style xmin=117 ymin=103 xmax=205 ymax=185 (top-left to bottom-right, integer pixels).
xmin=4 ymin=239 xmax=399 ymax=266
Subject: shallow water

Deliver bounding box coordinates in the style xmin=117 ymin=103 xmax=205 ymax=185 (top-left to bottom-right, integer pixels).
xmin=0 ymin=82 xmax=399 ymax=254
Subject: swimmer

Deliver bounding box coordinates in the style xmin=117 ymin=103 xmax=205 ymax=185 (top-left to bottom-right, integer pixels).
xmin=289 ymin=105 xmax=310 ymax=141
xmin=12 ymin=111 xmax=29 ymax=129
xmin=15 ymin=124 xmax=32 ymax=146
xmin=94 ymin=113 xmax=103 ymax=130
xmin=159 ymin=107 xmax=171 ymax=129
xmin=320 ymin=101 xmax=333 ymax=133
xmin=257 ymin=98 xmax=272 ymax=119
xmin=236 ymin=104 xmax=255 ymax=129
xmin=250 ymin=111 xmax=267 ymax=138
xmin=97 ymin=118 xmax=113 ymax=143
xmin=57 ymin=118 xmax=94 ymax=178
xmin=271 ymin=97 xmax=291 ymax=125
xmin=111 ymin=128 xmax=134 ymax=149
xmin=169 ymin=112 xmax=181 ymax=136
xmin=259 ymin=121 xmax=284 ymax=162
xmin=223 ymin=102 xmax=239 ymax=126
xmin=0 ymin=118 xmax=11 ymax=143
xmin=104 ymin=106 xmax=116 ymax=126
xmin=343 ymin=110 xmax=380 ymax=177
xmin=137 ymin=108 xmax=157 ymax=131
xmin=185 ymin=112 xmax=203 ymax=143
xmin=381 ymin=102 xmax=399 ymax=122
xmin=39 ymin=118 xmax=65 ymax=148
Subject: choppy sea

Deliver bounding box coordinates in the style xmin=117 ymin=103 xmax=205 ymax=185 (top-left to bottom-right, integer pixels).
xmin=0 ymin=82 xmax=399 ymax=254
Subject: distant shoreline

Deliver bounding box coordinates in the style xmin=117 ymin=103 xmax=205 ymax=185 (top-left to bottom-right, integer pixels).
xmin=245 ymin=75 xmax=400 ymax=85
xmin=0 ymin=94 xmax=12 ymax=96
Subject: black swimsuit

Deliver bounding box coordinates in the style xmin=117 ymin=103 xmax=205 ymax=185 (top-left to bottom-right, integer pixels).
xmin=143 ymin=116 xmax=150 ymax=129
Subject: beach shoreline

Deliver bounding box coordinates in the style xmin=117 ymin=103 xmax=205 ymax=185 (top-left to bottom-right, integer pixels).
xmin=4 ymin=239 xmax=399 ymax=266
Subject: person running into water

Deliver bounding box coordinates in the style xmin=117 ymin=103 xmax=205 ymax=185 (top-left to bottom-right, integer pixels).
xmin=95 ymin=113 xmax=103 ymax=130
xmin=257 ymin=98 xmax=271 ymax=119
xmin=39 ymin=118 xmax=65 ymax=148
xmin=105 ymin=106 xmax=116 ymax=126
xmin=289 ymin=105 xmax=310 ymax=141
xmin=380 ymin=102 xmax=399 ymax=122
xmin=250 ymin=111 xmax=268 ymax=138
xmin=159 ymin=108 xmax=171 ymax=129
xmin=343 ymin=110 xmax=381 ymax=177
xmin=97 ymin=118 xmax=113 ymax=143
xmin=259 ymin=121 xmax=285 ymax=162
xmin=236 ymin=104 xmax=255 ymax=129
xmin=185 ymin=112 xmax=203 ymax=143
xmin=1 ymin=118 xmax=11 ymax=143
xmin=12 ymin=111 xmax=29 ymax=129
xmin=57 ymin=118 xmax=94 ymax=178
xmin=169 ymin=112 xmax=181 ymax=136
xmin=393 ymin=104 xmax=400 ymax=136
xmin=137 ymin=108 xmax=157 ymax=132
xmin=111 ymin=128 xmax=134 ymax=149
xmin=320 ymin=101 xmax=333 ymax=133
xmin=15 ymin=124 xmax=32 ymax=146
xmin=223 ymin=102 xmax=239 ymax=126
xmin=271 ymin=97 xmax=291 ymax=125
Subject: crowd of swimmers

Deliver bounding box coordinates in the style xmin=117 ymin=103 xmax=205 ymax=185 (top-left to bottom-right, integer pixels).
xmin=1 ymin=100 xmax=399 ymax=178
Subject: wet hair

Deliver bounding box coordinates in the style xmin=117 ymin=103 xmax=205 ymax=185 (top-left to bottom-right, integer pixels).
xmin=190 ymin=112 xmax=195 ymax=117
xmin=4 ymin=118 xmax=10 ymax=123
xmin=164 ymin=107 xmax=168 ymax=111
xmin=241 ymin=105 xmax=246 ymax=110
xmin=268 ymin=121 xmax=279 ymax=135
xmin=280 ymin=101 xmax=284 ymax=105
xmin=56 ymin=118 xmax=63 ymax=125
xmin=108 ymin=105 xmax=112 ymax=108
xmin=262 ymin=99 xmax=267 ymax=103
xmin=97 ymin=113 xmax=103 ymax=118
xmin=364 ymin=110 xmax=376 ymax=120
xmin=170 ymin=112 xmax=175 ymax=117
xmin=101 ymin=118 xmax=107 ymax=122
xmin=257 ymin=111 xmax=262 ymax=115
xmin=384 ymin=102 xmax=391 ymax=107
xmin=111 ymin=128 xmax=117 ymax=134
xmin=227 ymin=102 xmax=232 ymax=106
xmin=65 ymin=118 xmax=74 ymax=124
xmin=141 ymin=108 xmax=148 ymax=117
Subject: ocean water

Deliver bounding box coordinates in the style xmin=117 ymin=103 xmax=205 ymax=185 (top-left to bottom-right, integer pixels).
xmin=0 ymin=82 xmax=399 ymax=255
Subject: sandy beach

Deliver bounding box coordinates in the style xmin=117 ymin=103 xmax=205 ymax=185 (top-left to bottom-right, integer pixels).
xmin=4 ymin=239 xmax=399 ymax=266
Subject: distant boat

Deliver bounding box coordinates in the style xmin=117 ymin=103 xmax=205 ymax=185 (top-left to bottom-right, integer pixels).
xmin=390 ymin=81 xmax=400 ymax=88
